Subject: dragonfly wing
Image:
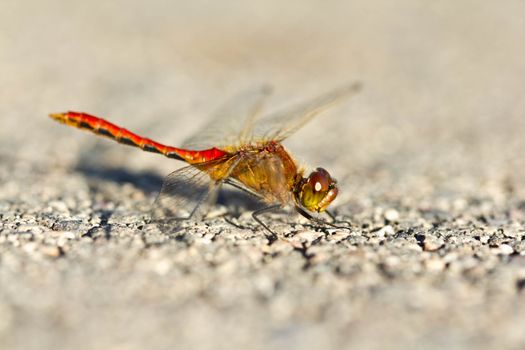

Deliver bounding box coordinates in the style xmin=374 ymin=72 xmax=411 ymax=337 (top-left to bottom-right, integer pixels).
xmin=250 ymin=82 xmax=362 ymax=143
xmin=151 ymin=165 xmax=218 ymax=221
xmin=181 ymin=85 xmax=273 ymax=150
xmin=151 ymin=155 xmax=243 ymax=222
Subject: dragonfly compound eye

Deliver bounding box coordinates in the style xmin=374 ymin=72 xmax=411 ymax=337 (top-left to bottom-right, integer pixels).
xmin=298 ymin=168 xmax=338 ymax=212
xmin=308 ymin=167 xmax=331 ymax=193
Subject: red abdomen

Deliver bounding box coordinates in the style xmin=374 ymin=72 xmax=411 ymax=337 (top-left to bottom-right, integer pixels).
xmin=49 ymin=111 xmax=228 ymax=164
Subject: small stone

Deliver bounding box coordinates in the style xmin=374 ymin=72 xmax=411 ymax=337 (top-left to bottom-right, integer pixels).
xmin=423 ymin=237 xmax=444 ymax=252
xmin=479 ymin=235 xmax=490 ymax=244
xmin=499 ymin=244 xmax=514 ymax=255
xmin=40 ymin=246 xmax=63 ymax=258
xmin=376 ymin=225 xmax=395 ymax=237
xmin=384 ymin=209 xmax=400 ymax=222
xmin=206 ymin=206 xmax=228 ymax=219
xmin=503 ymin=227 xmax=522 ymax=239
xmin=384 ymin=255 xmax=400 ymax=268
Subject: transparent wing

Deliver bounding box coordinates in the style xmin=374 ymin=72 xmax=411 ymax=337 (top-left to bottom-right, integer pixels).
xmin=151 ymin=155 xmax=243 ymax=222
xmin=181 ymin=85 xmax=273 ymax=150
xmin=151 ymin=165 xmax=218 ymax=221
xmin=250 ymin=82 xmax=362 ymax=143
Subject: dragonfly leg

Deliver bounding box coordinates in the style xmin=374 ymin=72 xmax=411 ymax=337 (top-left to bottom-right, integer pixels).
xmin=325 ymin=209 xmax=353 ymax=227
xmin=225 ymin=179 xmax=265 ymax=200
xmin=295 ymin=206 xmax=351 ymax=231
xmin=325 ymin=209 xmax=337 ymax=223
xmin=252 ymin=204 xmax=281 ymax=244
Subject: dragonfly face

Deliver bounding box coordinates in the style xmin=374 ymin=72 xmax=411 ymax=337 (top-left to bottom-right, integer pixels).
xmin=295 ymin=167 xmax=338 ymax=213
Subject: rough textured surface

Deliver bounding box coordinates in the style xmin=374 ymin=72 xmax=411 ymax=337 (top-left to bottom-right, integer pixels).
xmin=1 ymin=1 xmax=525 ymax=349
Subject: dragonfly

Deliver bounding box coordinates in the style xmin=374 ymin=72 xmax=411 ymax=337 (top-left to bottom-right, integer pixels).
xmin=50 ymin=82 xmax=361 ymax=242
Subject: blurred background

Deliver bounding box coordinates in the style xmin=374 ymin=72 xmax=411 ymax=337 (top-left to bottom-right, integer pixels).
xmin=2 ymin=0 xmax=524 ymax=183
xmin=1 ymin=1 xmax=525 ymax=349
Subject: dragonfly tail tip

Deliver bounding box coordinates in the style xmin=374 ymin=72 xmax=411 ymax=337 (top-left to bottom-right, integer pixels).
xmin=49 ymin=112 xmax=67 ymax=123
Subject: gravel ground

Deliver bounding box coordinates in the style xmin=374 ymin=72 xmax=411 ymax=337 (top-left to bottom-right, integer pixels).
xmin=1 ymin=1 xmax=525 ymax=349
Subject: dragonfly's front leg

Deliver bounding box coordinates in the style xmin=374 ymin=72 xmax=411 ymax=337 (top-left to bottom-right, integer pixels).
xmin=295 ymin=206 xmax=351 ymax=231
xmin=225 ymin=179 xmax=279 ymax=243
xmin=252 ymin=204 xmax=281 ymax=244
xmin=325 ymin=209 xmax=353 ymax=227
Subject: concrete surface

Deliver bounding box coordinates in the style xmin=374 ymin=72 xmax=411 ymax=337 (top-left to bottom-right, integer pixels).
xmin=1 ymin=1 xmax=525 ymax=349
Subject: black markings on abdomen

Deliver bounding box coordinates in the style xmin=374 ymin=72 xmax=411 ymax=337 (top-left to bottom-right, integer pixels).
xmin=119 ymin=137 xmax=136 ymax=146
xmin=143 ymin=144 xmax=162 ymax=154
xmin=79 ymin=121 xmax=94 ymax=130
xmin=97 ymin=128 xmax=113 ymax=137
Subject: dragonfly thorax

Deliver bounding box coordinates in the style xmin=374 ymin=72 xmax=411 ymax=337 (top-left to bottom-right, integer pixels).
xmin=294 ymin=167 xmax=338 ymax=212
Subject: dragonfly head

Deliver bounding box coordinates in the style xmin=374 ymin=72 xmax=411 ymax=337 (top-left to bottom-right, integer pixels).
xmin=296 ymin=167 xmax=338 ymax=212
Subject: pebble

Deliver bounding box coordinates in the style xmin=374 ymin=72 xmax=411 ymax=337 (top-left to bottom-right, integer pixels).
xmin=206 ymin=206 xmax=228 ymax=219
xmin=376 ymin=225 xmax=395 ymax=237
xmin=384 ymin=255 xmax=401 ymax=268
xmin=498 ymin=244 xmax=514 ymax=255
xmin=40 ymin=246 xmax=63 ymax=258
xmin=423 ymin=237 xmax=444 ymax=252
xmin=384 ymin=209 xmax=400 ymax=222
xmin=479 ymin=235 xmax=490 ymax=244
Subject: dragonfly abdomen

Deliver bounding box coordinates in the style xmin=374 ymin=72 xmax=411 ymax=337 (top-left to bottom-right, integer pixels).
xmin=49 ymin=111 xmax=228 ymax=163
